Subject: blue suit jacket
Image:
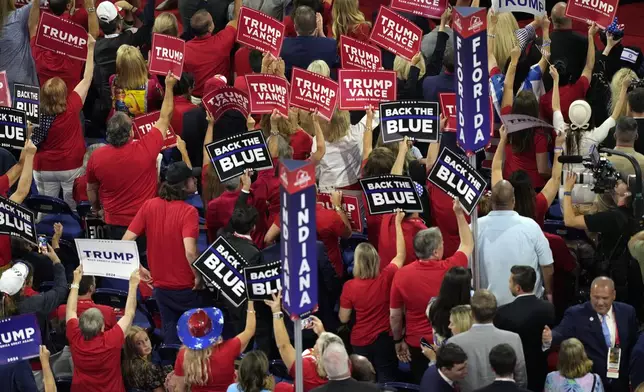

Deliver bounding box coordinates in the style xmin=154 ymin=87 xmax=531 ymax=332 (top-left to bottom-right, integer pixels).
xmin=422 ymin=71 xmax=455 ymax=103
xmin=280 ymin=36 xmax=339 ymax=80
xmin=420 ymin=365 xmax=454 ymax=392
xmin=630 ymin=332 xmax=644 ymax=388
xmin=552 ymin=301 xmax=638 ymax=391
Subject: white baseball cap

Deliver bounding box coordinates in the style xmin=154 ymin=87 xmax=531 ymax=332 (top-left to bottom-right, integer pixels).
xmin=97 ymin=1 xmax=124 ymax=23
xmin=0 ymin=262 xmax=28 ymax=296
xmin=568 ymin=100 xmax=592 ymax=130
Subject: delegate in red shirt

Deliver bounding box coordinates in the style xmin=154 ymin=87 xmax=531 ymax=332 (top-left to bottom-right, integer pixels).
xmin=378 ymin=213 xmax=427 ymax=270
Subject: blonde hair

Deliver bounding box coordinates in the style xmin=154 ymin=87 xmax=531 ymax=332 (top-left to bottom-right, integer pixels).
xmin=41 ymin=77 xmax=68 ymax=115
xmin=558 ymin=338 xmax=593 ymax=379
xmin=611 ymin=68 xmax=638 ymax=115
xmin=449 ymin=305 xmax=473 ymax=334
xmin=353 ymin=243 xmax=380 ymax=279
xmin=331 ymin=0 xmax=369 ymax=39
xmin=260 ymin=113 xmax=297 ymax=140
xmin=488 ymin=11 xmax=519 ymax=69
xmin=115 ymin=45 xmax=149 ymax=90
xmin=394 ymin=56 xmax=426 ymax=80
xmin=308 ymin=60 xmax=331 ymax=77
xmin=324 ymin=109 xmax=350 ymax=143
xmin=122 ymin=326 xmax=152 ymax=384
xmin=183 ymin=346 xmax=215 ymax=386
xmin=153 ymin=12 xmax=179 ymax=37
xmin=314 ymin=333 xmax=344 ymax=379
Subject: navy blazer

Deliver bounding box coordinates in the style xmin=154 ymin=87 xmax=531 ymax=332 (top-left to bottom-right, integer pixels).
xmin=420 ymin=365 xmax=455 ymax=392
xmin=552 ymin=301 xmax=638 ymax=392
xmin=280 ymin=36 xmax=339 ymax=80
xmin=422 ymin=72 xmax=455 ymax=103
xmin=630 ymin=332 xmax=644 ymax=388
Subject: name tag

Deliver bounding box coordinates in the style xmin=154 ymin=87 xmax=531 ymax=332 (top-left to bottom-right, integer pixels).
xmin=607 ymin=346 xmax=621 ymax=379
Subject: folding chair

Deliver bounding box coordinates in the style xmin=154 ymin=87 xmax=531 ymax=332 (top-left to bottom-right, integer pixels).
xmin=25 ymin=195 xmax=83 ymax=239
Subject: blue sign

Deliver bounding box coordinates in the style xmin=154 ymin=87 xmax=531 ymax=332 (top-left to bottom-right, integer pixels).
xmin=279 ymin=159 xmax=318 ymax=319
xmin=0 ymin=313 xmax=41 ymax=365
xmin=453 ymin=7 xmax=490 ymax=155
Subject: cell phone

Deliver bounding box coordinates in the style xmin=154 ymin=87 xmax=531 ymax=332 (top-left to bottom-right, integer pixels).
xmin=420 ymin=337 xmax=434 ymax=351
xmin=38 ymin=235 xmax=48 ymax=253
xmin=301 ymin=317 xmax=314 ymax=329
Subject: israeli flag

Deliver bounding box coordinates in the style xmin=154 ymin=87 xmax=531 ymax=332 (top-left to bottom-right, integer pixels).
xmin=621 ymin=48 xmax=639 ymax=64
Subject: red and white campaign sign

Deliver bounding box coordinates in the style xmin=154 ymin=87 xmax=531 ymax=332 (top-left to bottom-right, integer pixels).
xmin=236 ymin=6 xmax=285 ymax=57
xmin=339 ymin=36 xmax=382 ymax=70
xmin=290 ymin=68 xmax=338 ymax=121
xmin=35 ymin=13 xmax=88 ymax=61
xmin=202 ymin=86 xmax=250 ymax=123
xmin=565 ymin=0 xmax=618 ymax=28
xmin=390 ymin=0 xmax=447 ymax=19
xmin=0 ymin=72 xmax=10 ymax=107
xmin=439 ymin=93 xmax=494 ymax=135
xmin=149 ymin=33 xmax=185 ymax=76
xmin=369 ymin=6 xmax=422 ymax=61
xmin=317 ymin=193 xmax=363 ymax=233
xmin=338 ymin=69 xmax=396 ymax=110
xmin=245 ymin=74 xmax=290 ymax=117
xmin=133 ymin=112 xmax=177 ymax=150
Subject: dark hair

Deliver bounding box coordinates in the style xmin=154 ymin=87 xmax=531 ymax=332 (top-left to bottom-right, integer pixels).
xmin=231 ymin=205 xmax=258 ymax=235
xmin=158 ymin=181 xmax=189 ymax=201
xmin=507 ymin=170 xmax=536 ymax=220
xmin=293 ymin=6 xmax=317 ymax=36
xmin=106 ymin=112 xmax=132 ymax=147
xmin=489 ymin=344 xmax=516 ymax=377
xmin=436 ymin=343 xmax=468 ymax=371
xmin=615 ymin=116 xmax=638 ymax=144
xmin=510 ymin=265 xmax=536 ymax=293
xmin=292 ymin=0 xmax=323 ymax=13
xmin=362 ymin=148 xmax=396 ymax=177
xmin=190 ymin=9 xmax=212 ymax=36
xmin=509 ymin=91 xmax=539 ymax=154
xmin=443 ymin=45 xmax=455 ymax=73
xmin=471 ymin=289 xmax=497 ymax=323
xmin=78 ymin=276 xmax=96 ymax=296
xmin=238 ymin=351 xmax=270 ymax=392
xmin=553 ymin=59 xmax=571 ymax=86
xmin=429 ymin=267 xmax=471 ymax=339
xmin=173 ymin=73 xmax=195 ymax=96
xmin=48 ymin=0 xmax=69 ymax=15
xmin=99 ymin=19 xmax=121 ymax=35
xmin=249 ymin=50 xmax=263 ymax=74
xmin=628 ymin=88 xmax=644 ymax=113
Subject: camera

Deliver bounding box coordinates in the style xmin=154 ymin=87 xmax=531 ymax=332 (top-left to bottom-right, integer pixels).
xmin=581 ymin=146 xmax=620 ymax=195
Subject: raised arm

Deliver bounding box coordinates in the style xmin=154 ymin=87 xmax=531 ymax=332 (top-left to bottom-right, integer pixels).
xmin=28 ymin=0 xmax=41 ymax=39
xmin=202 ymin=110 xmax=215 ymax=168
xmin=10 ymin=139 xmax=36 ymax=204
xmin=236 ymin=301 xmax=257 ymax=351
xmin=427 ymin=9 xmax=451 ymax=77
xmin=391 ymin=210 xmax=406 ymax=269
xmin=500 ymin=46 xmax=521 ymax=110
xmin=265 ymin=294 xmax=296 ymax=369
xmin=425 ymin=116 xmax=446 ymax=175
xmin=391 ymin=137 xmax=410 ymax=175
xmin=454 ymin=198 xmax=473 ymax=256
xmin=610 ymin=73 xmax=630 ymax=121
xmin=73 ymin=35 xmax=96 ymax=103
xmin=539 ymin=130 xmax=565 ymax=206
xmin=362 ymin=107 xmax=374 ymax=161
xmin=228 ymin=0 xmax=242 ymax=28
xmin=491 ymin=125 xmax=507 ymax=187
xmin=176 ymin=136 xmax=192 ymax=168
xmin=562 ymin=173 xmax=587 ymax=229
xmin=536 ymin=17 xmax=551 ymax=74
xmin=581 ymin=23 xmax=599 ymax=82
xmin=66 ymin=266 xmax=84 ymax=322
xmin=116 ymin=270 xmax=141 ymax=332
xmin=310 ymin=113 xmax=326 ymax=162
xmin=487 ymin=11 xmax=498 ymax=73
xmin=331 ymin=190 xmax=352 ymax=238
xmin=551 ymin=65 xmax=561 ymax=113
xmin=154 ymin=73 xmax=178 ymax=139
xmin=86 ymin=0 xmax=99 ymax=39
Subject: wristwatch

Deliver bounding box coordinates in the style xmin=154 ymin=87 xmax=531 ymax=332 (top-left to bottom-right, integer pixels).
xmin=333 ymin=205 xmax=344 ymax=213
xmin=86 ymin=6 xmax=95 ymax=12
xmin=273 ymin=312 xmax=284 ymax=320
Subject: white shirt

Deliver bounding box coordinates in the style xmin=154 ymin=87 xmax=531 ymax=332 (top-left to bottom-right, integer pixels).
xmin=599 ymin=306 xmax=617 ymax=347
xmin=473 ymin=210 xmax=554 ymax=306
xmin=438 ymin=369 xmax=454 ymax=386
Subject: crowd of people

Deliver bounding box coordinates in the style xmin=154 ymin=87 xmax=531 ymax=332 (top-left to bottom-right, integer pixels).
xmin=2 ymin=0 xmax=644 ymax=391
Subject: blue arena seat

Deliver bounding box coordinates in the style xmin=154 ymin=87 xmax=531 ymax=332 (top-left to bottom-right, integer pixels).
xmin=380 ymin=382 xmax=421 ymax=392
xmin=25 ymin=195 xmax=83 ymax=239
xmin=340 ymin=233 xmax=369 ymax=276
xmin=269 ymin=359 xmax=292 ymax=382
xmin=93 ymin=288 xmax=128 ymax=309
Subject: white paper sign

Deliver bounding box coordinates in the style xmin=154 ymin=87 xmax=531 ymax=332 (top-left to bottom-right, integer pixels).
xmin=491 ymin=0 xmax=546 ymax=15
xmin=75 ymin=239 xmax=140 ymax=280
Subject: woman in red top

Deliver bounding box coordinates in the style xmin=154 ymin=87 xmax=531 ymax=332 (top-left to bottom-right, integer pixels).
xmin=262 ymin=110 xmax=313 ymax=160
xmin=331 ymin=0 xmax=371 ymax=42
xmin=339 ymin=211 xmax=405 ymax=382
xmin=33 ymin=35 xmax=95 ymax=210
xmin=491 ymin=124 xmax=565 ymax=227
xmin=173 ymin=305 xmax=256 ymax=392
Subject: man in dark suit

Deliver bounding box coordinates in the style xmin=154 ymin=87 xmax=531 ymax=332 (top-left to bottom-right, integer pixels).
xmin=473 ymin=344 xmax=531 ymax=392
xmin=311 ymin=342 xmax=380 ymax=392
xmin=542 ymin=277 xmax=639 ymax=392
xmin=495 ymin=266 xmax=555 ymax=392
xmin=420 ymin=343 xmax=468 ymax=392
xmin=280 ymin=5 xmax=338 ymax=79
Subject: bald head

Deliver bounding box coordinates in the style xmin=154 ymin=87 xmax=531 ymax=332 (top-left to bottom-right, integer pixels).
xmin=551 ymin=2 xmax=571 ymax=28
xmin=590 ymin=276 xmax=616 ymax=315
xmin=322 ymin=343 xmax=351 ymax=380
xmin=592 ymin=276 xmax=615 ymax=291
xmin=350 ymin=354 xmax=376 ymax=382
xmin=491 ymin=180 xmax=515 ymax=211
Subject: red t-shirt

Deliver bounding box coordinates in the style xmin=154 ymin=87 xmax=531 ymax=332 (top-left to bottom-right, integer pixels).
xmin=185 ymin=26 xmax=237 ymax=97
xmin=174 ymin=337 xmax=241 ymax=392
xmin=0 ymin=175 xmax=12 ymax=267
xmin=535 ymin=192 xmax=549 ymax=227
xmin=253 ymin=163 xmax=281 ymax=232
xmin=34 ymin=91 xmax=86 ymax=171
xmin=390 ymin=252 xmax=469 ymax=347
xmin=337 ymin=23 xmax=371 ymax=42
xmin=233 ymin=46 xmax=253 ymax=79
xmin=56 ymin=299 xmax=117 ymax=330
xmin=66 ymin=318 xmax=125 ymax=392
xmin=501 ymin=104 xmax=548 ymax=189
xmin=128 ymin=197 xmax=199 ymax=290
xmin=340 ymin=263 xmax=399 ymax=346
xmin=290 ymin=129 xmax=313 ymax=161
xmin=288 ymin=354 xmax=328 ymax=392
xmin=206 ymin=190 xmax=242 ymax=243
xmin=73 ymin=174 xmax=89 ymax=203
xmin=539 ymin=75 xmax=590 ymax=123
xmin=86 ymin=129 xmax=164 ymax=226
xmin=378 ymin=214 xmax=427 ymax=270
xmin=30 ymin=36 xmax=83 ymax=92
xmin=170 ymin=96 xmax=197 ymax=136
xmin=427 ymin=182 xmax=471 ymax=258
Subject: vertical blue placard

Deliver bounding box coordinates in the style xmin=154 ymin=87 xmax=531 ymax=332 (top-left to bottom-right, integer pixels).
xmin=453 ymin=7 xmax=490 ymax=155
xmin=280 ymin=159 xmax=318 ymax=319
xmin=0 ymin=313 xmax=41 ymax=365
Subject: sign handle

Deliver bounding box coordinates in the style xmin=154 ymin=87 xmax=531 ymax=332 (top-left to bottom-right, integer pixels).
xmin=469 ymin=155 xmax=480 ymax=290
xmin=294 ymin=319 xmax=304 ymax=392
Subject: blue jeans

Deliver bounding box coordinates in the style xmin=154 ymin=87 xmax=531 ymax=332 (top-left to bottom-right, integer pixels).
xmin=154 ymin=287 xmax=203 ymax=345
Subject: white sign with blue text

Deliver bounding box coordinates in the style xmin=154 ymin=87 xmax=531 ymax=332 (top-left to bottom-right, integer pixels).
xmin=75 ymin=239 xmax=140 ymax=280
xmin=492 ymin=0 xmax=545 ymax=15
